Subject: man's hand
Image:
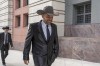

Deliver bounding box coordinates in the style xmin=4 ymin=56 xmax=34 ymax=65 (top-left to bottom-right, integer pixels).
xmin=24 ymin=60 xmax=29 ymax=65
xmin=11 ymin=47 xmax=14 ymax=48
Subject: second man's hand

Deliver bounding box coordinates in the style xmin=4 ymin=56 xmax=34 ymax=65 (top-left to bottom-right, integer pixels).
xmin=11 ymin=46 xmax=14 ymax=49
xmin=24 ymin=60 xmax=29 ymax=65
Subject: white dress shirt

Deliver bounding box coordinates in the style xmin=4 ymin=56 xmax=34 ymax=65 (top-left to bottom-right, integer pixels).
xmin=41 ymin=21 xmax=52 ymax=40
xmin=4 ymin=33 xmax=8 ymax=44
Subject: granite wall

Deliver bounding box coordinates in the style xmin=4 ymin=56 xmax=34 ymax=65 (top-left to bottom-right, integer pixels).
xmin=59 ymin=24 xmax=100 ymax=63
xmin=64 ymin=24 xmax=100 ymax=38
xmin=59 ymin=37 xmax=100 ymax=63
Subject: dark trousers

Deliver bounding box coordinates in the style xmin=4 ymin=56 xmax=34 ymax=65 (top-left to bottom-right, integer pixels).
xmin=1 ymin=44 xmax=9 ymax=64
xmin=33 ymin=54 xmax=51 ymax=66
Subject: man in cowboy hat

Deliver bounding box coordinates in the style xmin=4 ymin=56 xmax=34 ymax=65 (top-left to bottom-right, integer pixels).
xmin=23 ymin=6 xmax=59 ymax=66
xmin=0 ymin=26 xmax=13 ymax=66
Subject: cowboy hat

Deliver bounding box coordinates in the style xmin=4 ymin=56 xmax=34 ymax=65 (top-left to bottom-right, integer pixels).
xmin=2 ymin=26 xmax=10 ymax=30
xmin=36 ymin=6 xmax=59 ymax=16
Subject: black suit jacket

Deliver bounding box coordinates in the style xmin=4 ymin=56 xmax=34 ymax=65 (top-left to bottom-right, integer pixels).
xmin=0 ymin=32 xmax=13 ymax=50
xmin=23 ymin=20 xmax=59 ymax=65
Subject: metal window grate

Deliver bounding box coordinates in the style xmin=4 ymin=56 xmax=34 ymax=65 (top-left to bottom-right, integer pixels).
xmin=85 ymin=4 xmax=91 ymax=13
xmin=75 ymin=2 xmax=91 ymax=24
xmin=85 ymin=14 xmax=91 ymax=23
xmin=77 ymin=5 xmax=84 ymax=14
xmin=77 ymin=15 xmax=84 ymax=24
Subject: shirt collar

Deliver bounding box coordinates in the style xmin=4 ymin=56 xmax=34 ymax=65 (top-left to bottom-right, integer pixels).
xmin=4 ymin=32 xmax=8 ymax=34
xmin=41 ymin=20 xmax=51 ymax=27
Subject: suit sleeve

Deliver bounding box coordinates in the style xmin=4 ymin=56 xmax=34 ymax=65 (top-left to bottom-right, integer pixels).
xmin=23 ymin=24 xmax=34 ymax=60
xmin=9 ymin=34 xmax=13 ymax=47
xmin=54 ymin=25 xmax=59 ymax=58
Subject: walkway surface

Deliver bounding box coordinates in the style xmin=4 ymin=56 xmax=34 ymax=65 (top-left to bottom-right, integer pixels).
xmin=0 ymin=50 xmax=100 ymax=66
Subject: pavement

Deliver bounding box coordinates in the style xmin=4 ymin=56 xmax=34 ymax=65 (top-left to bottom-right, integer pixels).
xmin=0 ymin=50 xmax=100 ymax=66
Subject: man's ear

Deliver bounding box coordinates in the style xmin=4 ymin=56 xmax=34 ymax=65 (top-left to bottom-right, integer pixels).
xmin=42 ymin=15 xmax=45 ymax=20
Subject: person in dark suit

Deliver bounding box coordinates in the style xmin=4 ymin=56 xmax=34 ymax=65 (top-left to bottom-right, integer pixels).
xmin=0 ymin=26 xmax=13 ymax=66
xmin=23 ymin=6 xmax=59 ymax=66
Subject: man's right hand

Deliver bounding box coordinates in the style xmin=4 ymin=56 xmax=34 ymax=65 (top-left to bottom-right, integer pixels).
xmin=24 ymin=60 xmax=29 ymax=65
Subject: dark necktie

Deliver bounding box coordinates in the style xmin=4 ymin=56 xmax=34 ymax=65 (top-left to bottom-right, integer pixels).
xmin=5 ymin=33 xmax=8 ymax=44
xmin=46 ymin=25 xmax=50 ymax=41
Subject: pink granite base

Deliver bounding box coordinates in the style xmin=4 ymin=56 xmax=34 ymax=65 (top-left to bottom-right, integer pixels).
xmin=64 ymin=24 xmax=100 ymax=38
xmin=59 ymin=37 xmax=100 ymax=63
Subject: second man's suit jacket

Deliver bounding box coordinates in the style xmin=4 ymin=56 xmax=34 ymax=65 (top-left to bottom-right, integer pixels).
xmin=0 ymin=32 xmax=13 ymax=50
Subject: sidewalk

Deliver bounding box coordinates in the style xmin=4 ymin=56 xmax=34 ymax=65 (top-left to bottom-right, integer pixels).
xmin=0 ymin=50 xmax=100 ymax=66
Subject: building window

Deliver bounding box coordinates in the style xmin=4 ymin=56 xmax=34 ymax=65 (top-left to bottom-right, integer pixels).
xmin=15 ymin=15 xmax=20 ymax=27
xmin=23 ymin=14 xmax=28 ymax=27
xmin=74 ymin=2 xmax=91 ymax=24
xmin=26 ymin=0 xmax=28 ymax=5
xmin=23 ymin=0 xmax=28 ymax=6
xmin=16 ymin=0 xmax=21 ymax=9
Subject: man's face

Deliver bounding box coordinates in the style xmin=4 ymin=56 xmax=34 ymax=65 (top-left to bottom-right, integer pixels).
xmin=4 ymin=29 xmax=9 ymax=33
xmin=42 ymin=14 xmax=53 ymax=24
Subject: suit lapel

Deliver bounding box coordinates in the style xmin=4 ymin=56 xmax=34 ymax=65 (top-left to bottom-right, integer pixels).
xmin=38 ymin=21 xmax=46 ymax=42
xmin=2 ymin=32 xmax=10 ymax=43
xmin=2 ymin=33 xmax=4 ymax=42
xmin=37 ymin=21 xmax=55 ymax=43
xmin=8 ymin=33 xmax=10 ymax=41
xmin=49 ymin=23 xmax=55 ymax=42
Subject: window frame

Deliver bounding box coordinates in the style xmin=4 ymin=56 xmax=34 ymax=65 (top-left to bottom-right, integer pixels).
xmin=15 ymin=0 xmax=21 ymax=9
xmin=74 ymin=1 xmax=91 ymax=24
xmin=15 ymin=15 xmax=21 ymax=27
xmin=23 ymin=13 xmax=28 ymax=27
